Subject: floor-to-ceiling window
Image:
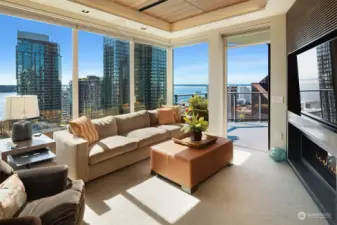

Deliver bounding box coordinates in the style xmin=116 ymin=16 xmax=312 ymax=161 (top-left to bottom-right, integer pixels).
xmin=173 ymin=43 xmax=208 ymax=106
xmin=0 ymin=13 xmax=169 ymax=138
xmin=0 ymin=14 xmax=72 ymax=137
xmin=78 ymin=31 xmax=130 ymax=118
xmin=134 ymin=43 xmax=167 ymax=111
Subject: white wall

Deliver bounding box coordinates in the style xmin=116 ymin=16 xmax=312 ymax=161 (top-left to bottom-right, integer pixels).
xmin=270 ymin=15 xmax=288 ymax=149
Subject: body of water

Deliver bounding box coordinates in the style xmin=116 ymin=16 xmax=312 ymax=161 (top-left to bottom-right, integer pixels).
xmin=174 ymin=85 xmax=208 ymax=103
xmin=0 ymin=85 xmax=249 ymax=119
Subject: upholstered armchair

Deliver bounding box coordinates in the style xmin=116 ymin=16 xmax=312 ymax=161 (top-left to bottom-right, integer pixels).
xmin=0 ymin=161 xmax=85 ymax=225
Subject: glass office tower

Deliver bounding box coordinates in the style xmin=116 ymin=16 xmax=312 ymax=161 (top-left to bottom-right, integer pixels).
xmin=16 ymin=31 xmax=62 ymax=123
xmin=78 ymin=75 xmax=103 ymax=119
xmin=135 ymin=43 xmax=167 ymax=110
xmin=316 ymin=42 xmax=337 ymax=124
xmin=103 ymin=37 xmax=130 ymax=115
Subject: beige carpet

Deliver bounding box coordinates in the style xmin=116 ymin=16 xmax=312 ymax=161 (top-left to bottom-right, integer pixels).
xmin=83 ymin=147 xmax=329 ymax=225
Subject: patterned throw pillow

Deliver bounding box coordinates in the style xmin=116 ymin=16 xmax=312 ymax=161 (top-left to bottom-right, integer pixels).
xmin=0 ymin=174 xmax=27 ymax=219
xmin=69 ymin=116 xmax=99 ymax=145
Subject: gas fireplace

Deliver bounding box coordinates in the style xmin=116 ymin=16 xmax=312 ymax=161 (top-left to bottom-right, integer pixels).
xmin=288 ymin=118 xmax=337 ymax=225
xmin=302 ymin=135 xmax=336 ymax=189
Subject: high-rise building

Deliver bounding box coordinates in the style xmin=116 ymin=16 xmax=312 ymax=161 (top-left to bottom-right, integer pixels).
xmin=316 ymin=42 xmax=337 ymax=123
xmin=238 ymin=86 xmax=251 ymax=104
xmin=135 ymin=43 xmax=167 ymax=110
xmin=103 ymin=37 xmax=130 ymax=115
xmin=227 ymin=86 xmax=237 ymax=121
xmin=61 ymin=85 xmax=71 ymax=122
xmin=78 ymin=75 xmax=103 ymax=119
xmin=16 ymin=31 xmax=62 ymax=123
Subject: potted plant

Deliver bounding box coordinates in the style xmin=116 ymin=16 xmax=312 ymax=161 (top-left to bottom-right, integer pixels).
xmin=187 ymin=95 xmax=208 ymax=121
xmin=181 ymin=113 xmax=208 ymax=141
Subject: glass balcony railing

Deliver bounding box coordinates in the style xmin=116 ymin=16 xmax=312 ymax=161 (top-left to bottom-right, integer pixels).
xmin=174 ymin=93 xmax=208 ymax=105
xmin=174 ymin=91 xmax=269 ymax=122
xmin=227 ymin=92 xmax=268 ymax=122
xmin=299 ymin=89 xmax=335 ymax=122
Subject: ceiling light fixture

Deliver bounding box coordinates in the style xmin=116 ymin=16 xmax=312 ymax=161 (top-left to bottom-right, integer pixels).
xmin=81 ymin=9 xmax=90 ymax=14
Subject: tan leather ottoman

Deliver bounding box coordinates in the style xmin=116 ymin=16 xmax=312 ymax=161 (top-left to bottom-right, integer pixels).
xmin=150 ymin=137 xmax=233 ymax=194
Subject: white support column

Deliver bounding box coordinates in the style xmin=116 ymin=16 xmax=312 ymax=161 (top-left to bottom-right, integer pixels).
xmin=208 ymin=32 xmax=227 ymax=137
xmin=166 ymin=47 xmax=173 ymax=105
xmin=72 ymin=29 xmax=79 ymax=119
xmin=129 ymin=40 xmax=135 ymax=112
xmin=270 ymin=15 xmax=287 ymax=149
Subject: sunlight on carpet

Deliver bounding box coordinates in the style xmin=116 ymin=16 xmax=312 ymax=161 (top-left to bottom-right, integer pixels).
xmin=103 ymin=194 xmax=161 ymax=225
xmin=127 ymin=177 xmax=200 ymax=224
xmin=84 ymin=205 xmax=107 ymax=225
xmin=232 ymin=149 xmax=252 ymax=165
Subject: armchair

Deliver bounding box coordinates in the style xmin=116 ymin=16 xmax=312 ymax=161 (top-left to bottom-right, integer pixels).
xmin=0 ymin=161 xmax=85 ymax=225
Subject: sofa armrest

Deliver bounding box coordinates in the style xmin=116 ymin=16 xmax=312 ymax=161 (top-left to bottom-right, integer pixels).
xmin=17 ymin=165 xmax=68 ymax=201
xmin=53 ymin=130 xmax=89 ymax=182
xmin=0 ymin=217 xmax=41 ymax=225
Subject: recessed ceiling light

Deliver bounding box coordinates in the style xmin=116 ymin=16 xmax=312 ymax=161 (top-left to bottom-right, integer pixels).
xmin=81 ymin=9 xmax=90 ymax=14
xmin=141 ymin=27 xmax=147 ymax=30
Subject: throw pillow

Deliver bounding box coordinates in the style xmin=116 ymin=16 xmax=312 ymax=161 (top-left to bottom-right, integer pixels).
xmin=163 ymin=105 xmax=181 ymax=123
xmin=69 ymin=116 xmax=99 ymax=145
xmin=157 ymin=108 xmax=176 ymax=125
xmin=0 ymin=174 xmax=27 ymax=219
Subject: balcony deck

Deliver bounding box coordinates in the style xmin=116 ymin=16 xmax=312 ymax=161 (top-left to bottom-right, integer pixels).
xmin=228 ymin=121 xmax=268 ymax=152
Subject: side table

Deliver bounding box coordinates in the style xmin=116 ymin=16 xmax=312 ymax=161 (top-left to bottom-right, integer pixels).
xmin=0 ymin=134 xmax=56 ymax=169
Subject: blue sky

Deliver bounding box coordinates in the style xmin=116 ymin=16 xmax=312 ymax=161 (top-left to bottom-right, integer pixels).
xmin=0 ymin=14 xmax=268 ymax=85
xmin=174 ymin=43 xmax=268 ymax=84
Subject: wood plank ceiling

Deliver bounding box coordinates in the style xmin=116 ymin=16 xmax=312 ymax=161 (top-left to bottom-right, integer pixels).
xmin=71 ymin=0 xmax=266 ymax=31
xmin=113 ymin=0 xmax=249 ymax=23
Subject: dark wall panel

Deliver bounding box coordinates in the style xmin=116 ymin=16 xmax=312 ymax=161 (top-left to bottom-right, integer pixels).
xmin=287 ymin=0 xmax=337 ymax=54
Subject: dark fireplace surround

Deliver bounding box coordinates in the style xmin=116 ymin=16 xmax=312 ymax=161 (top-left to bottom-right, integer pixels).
xmin=286 ymin=1 xmax=337 ymax=224
xmin=288 ymin=117 xmax=336 ymax=225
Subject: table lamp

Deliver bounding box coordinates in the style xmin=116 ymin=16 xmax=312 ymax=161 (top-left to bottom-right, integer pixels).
xmin=5 ymin=95 xmax=40 ymax=142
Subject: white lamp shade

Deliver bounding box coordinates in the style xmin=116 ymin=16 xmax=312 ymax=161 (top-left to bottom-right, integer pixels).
xmin=5 ymin=95 xmax=40 ymax=120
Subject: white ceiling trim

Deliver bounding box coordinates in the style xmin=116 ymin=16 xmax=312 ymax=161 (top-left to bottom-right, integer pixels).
xmin=0 ymin=0 xmax=171 ymax=47
xmin=27 ymin=0 xmax=295 ymax=40
xmin=0 ymin=0 xmax=295 ymax=47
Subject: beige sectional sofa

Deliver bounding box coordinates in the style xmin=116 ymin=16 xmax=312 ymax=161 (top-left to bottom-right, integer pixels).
xmin=54 ymin=110 xmax=184 ymax=182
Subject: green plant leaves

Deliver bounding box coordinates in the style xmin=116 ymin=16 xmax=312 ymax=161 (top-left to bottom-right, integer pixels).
xmin=181 ymin=113 xmax=208 ymax=133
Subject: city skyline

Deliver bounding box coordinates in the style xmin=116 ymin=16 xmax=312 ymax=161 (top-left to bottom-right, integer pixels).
xmin=0 ymin=14 xmax=268 ymax=85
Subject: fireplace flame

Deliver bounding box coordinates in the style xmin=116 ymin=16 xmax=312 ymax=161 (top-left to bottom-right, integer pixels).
xmin=316 ymin=153 xmax=337 ymax=175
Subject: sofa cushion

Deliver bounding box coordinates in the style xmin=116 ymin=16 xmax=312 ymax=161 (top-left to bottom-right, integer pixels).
xmin=156 ymin=123 xmax=184 ymax=137
xmin=157 ymin=108 xmax=176 ymax=125
xmin=124 ymin=127 xmax=170 ymax=148
xmin=115 ymin=110 xmax=150 ymax=135
xmin=19 ymin=180 xmax=84 ymax=225
xmin=163 ymin=105 xmax=181 ymax=123
xmin=148 ymin=110 xmax=159 ymax=126
xmin=89 ymin=136 xmax=138 ymax=165
xmin=91 ymin=116 xmax=118 ymax=139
